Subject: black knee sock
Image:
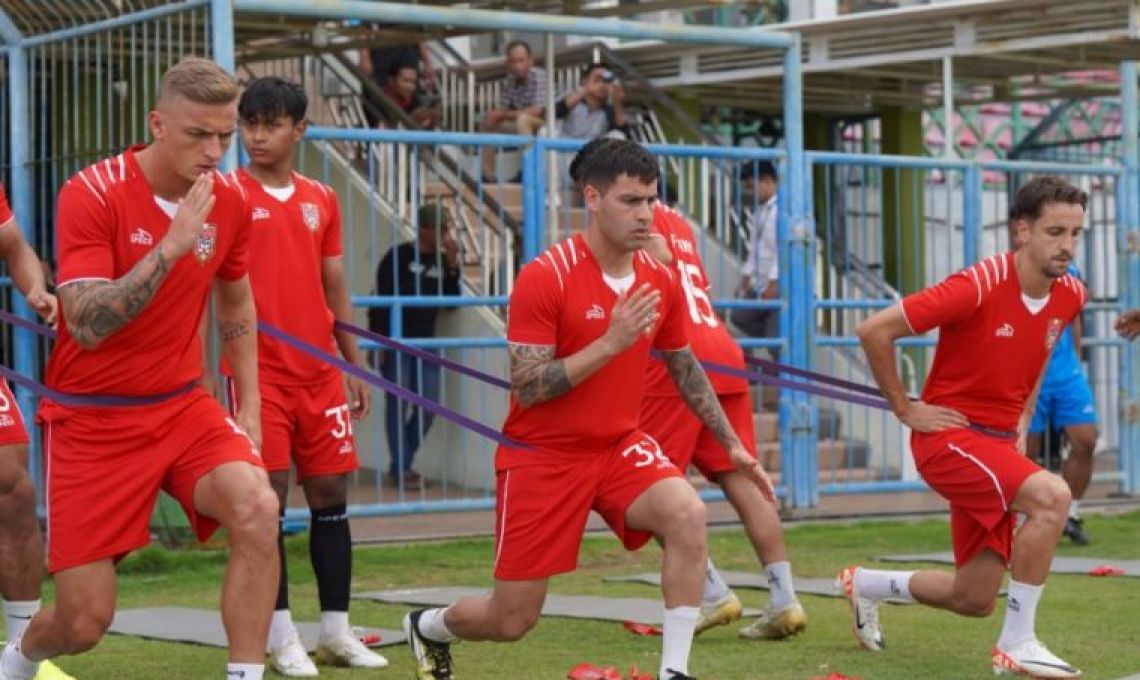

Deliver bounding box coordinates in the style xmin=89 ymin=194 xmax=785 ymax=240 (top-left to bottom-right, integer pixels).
xmin=309 ymin=503 xmax=351 ymax=612
xmin=275 ymin=510 xmax=290 ymax=612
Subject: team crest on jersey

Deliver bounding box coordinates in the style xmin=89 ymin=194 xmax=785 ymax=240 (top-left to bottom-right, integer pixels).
xmin=301 ymin=202 xmax=320 ymax=231
xmin=1044 ymin=318 xmax=1063 ymax=350
xmin=195 ymin=223 xmax=218 ymax=264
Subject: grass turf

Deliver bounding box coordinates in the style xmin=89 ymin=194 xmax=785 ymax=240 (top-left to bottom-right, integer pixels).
xmin=43 ymin=510 xmax=1140 ymax=679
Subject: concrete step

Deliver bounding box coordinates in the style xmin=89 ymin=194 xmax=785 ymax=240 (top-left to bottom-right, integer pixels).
xmin=760 ymin=437 xmax=871 ymax=474
xmin=753 ymin=406 xmax=841 ymax=444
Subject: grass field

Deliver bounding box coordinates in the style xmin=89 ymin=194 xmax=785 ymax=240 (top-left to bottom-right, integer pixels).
xmin=44 ymin=509 xmax=1140 ymax=679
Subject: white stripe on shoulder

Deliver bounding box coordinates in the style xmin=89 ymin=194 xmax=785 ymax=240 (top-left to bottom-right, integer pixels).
xmin=86 ymin=166 xmax=107 ymax=194
xmin=976 ymin=261 xmax=992 ymax=294
xmin=116 ymin=153 xmax=126 ymax=181
xmin=74 ymin=173 xmax=107 ymax=206
xmin=214 ymin=170 xmax=231 ymax=187
xmin=964 ymin=267 xmax=982 ymax=307
xmin=1000 ymin=252 xmax=1009 ymax=280
xmin=102 ymin=158 xmax=116 ymax=184
xmin=540 ymin=252 xmax=564 ymax=289
xmin=554 ymin=242 xmax=571 ymax=272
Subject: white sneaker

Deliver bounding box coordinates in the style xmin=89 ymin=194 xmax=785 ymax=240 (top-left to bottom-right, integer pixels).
xmin=836 ymin=565 xmax=885 ymax=651
xmin=992 ymin=639 xmax=1081 ymax=678
xmin=268 ymin=630 xmax=319 ymax=677
xmin=314 ymin=631 xmax=389 ymax=669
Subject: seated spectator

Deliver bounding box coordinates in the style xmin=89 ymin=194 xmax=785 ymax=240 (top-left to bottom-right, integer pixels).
xmin=480 ymin=40 xmax=547 ymax=179
xmin=380 ymin=63 xmax=441 ymax=129
xmin=358 ymin=28 xmax=436 ymax=128
xmin=555 ymin=63 xmax=628 ymax=140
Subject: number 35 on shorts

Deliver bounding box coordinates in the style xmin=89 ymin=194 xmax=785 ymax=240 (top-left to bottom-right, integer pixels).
xmin=621 ymin=436 xmax=673 ymax=469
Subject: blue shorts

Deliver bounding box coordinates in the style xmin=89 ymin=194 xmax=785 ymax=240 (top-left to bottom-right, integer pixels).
xmin=1029 ymin=373 xmax=1098 ymax=433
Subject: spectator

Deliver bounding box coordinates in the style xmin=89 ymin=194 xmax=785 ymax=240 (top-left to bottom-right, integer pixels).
xmin=358 ymin=29 xmax=436 ymax=128
xmin=731 ymin=160 xmax=780 ymax=350
xmin=380 ymin=62 xmax=441 ymax=129
xmin=480 ymin=40 xmax=547 ymax=179
xmin=368 ymin=204 xmax=461 ymax=490
xmin=555 ymin=63 xmax=628 ymax=140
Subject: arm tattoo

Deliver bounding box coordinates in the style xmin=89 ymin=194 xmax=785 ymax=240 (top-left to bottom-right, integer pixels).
xmin=663 ymin=347 xmax=741 ymax=449
xmin=219 ymin=319 xmax=251 ymax=342
xmin=61 ymin=245 xmax=172 ymax=348
xmin=509 ymin=343 xmax=572 ymax=407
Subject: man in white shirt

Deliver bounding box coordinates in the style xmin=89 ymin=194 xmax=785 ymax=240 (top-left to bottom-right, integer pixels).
xmin=732 ymin=161 xmax=780 ymax=349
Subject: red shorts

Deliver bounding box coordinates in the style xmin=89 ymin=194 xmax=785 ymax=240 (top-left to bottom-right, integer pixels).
xmin=41 ymin=389 xmax=264 ymax=573
xmin=640 ymin=391 xmax=756 ymax=481
xmin=229 ymin=376 xmax=359 ymax=480
xmin=0 ymin=381 xmax=29 ymax=446
xmin=493 ymin=430 xmax=683 ymax=581
xmin=911 ymin=428 xmax=1042 ymax=567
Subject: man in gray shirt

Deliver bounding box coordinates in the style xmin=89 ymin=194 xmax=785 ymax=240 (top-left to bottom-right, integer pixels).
xmin=555 ymin=63 xmax=628 ymax=140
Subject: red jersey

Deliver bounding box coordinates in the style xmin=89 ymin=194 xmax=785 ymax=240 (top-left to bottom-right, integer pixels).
xmin=45 ymin=146 xmax=251 ymax=399
xmin=901 ymin=252 xmax=1086 ymax=432
xmin=500 ymin=233 xmax=689 ymax=460
xmin=0 ymin=185 xmax=13 ymax=227
xmin=227 ymin=169 xmax=342 ymax=385
xmin=644 ymin=205 xmax=748 ymax=396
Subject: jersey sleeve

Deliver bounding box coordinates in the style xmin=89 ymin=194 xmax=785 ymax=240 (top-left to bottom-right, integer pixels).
xmin=900 ymin=270 xmax=980 ymax=334
xmin=506 ymin=259 xmax=561 ymax=346
xmin=0 ymin=186 xmax=13 ymax=228
xmin=217 ymin=186 xmax=251 ymax=281
xmin=653 ymin=270 xmax=689 ymax=351
xmin=322 ymin=190 xmax=344 ymax=258
xmin=55 ymin=179 xmax=115 ymax=285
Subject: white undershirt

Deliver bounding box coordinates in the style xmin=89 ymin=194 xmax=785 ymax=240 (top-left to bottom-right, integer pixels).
xmin=602 ymin=271 xmax=636 ymax=296
xmin=153 ymin=196 xmax=179 ymax=219
xmin=262 ymin=183 xmax=295 ymax=202
xmin=1021 ymin=292 xmax=1050 ymax=315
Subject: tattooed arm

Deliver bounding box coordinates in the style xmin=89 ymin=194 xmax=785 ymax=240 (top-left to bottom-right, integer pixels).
xmin=662 ymin=347 xmax=743 ymax=450
xmin=59 ymin=173 xmax=217 ymax=350
xmin=216 ymin=274 xmax=261 ymax=448
xmin=509 ymin=282 xmax=664 ymax=408
xmin=662 ymin=346 xmax=776 ymax=500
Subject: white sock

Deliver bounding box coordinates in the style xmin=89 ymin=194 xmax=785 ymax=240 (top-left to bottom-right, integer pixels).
xmin=659 ymin=605 xmax=699 ymax=679
xmin=853 ymin=568 xmax=916 ymax=603
xmin=267 ymin=609 xmax=295 ymax=651
xmin=1068 ymin=499 xmax=1080 ymax=520
xmin=417 ymin=607 xmax=458 ymax=643
xmin=764 ymin=561 xmax=798 ymax=610
xmin=319 ymin=610 xmax=350 ymax=642
xmin=226 ymin=663 xmax=264 ymax=680
xmin=3 ymin=601 xmax=39 ymax=643
xmin=998 ymin=580 xmax=1043 ymax=649
xmin=701 ymin=558 xmax=731 ymax=605
xmin=0 ymin=642 xmax=40 ymax=680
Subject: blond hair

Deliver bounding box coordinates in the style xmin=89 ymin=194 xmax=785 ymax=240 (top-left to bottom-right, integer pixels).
xmin=157 ymin=56 xmax=239 ymax=106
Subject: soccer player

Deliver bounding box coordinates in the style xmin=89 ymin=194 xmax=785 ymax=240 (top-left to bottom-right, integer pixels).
xmin=231 ymin=77 xmax=386 ymax=675
xmin=0 ymin=188 xmax=73 ymax=680
xmin=402 ymin=139 xmax=773 ymax=680
xmin=0 ymin=58 xmax=280 ymax=680
xmin=570 ymin=138 xmax=805 ymax=641
xmin=844 ymin=176 xmax=1086 ymax=678
xmin=1025 ymin=264 xmax=1097 ymax=546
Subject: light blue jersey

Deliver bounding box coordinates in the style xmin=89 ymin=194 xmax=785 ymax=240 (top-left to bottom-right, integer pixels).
xmin=1030 ymin=265 xmax=1097 ymax=433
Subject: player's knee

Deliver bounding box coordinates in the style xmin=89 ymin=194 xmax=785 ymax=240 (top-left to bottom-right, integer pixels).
xmin=226 ymin=484 xmax=280 ymax=547
xmin=1022 ymin=475 xmax=1070 ymax=522
xmin=0 ymin=469 xmax=35 ymax=515
xmin=493 ymin=611 xmax=539 ymax=641
xmin=0 ymin=452 xmax=30 ymax=498
xmin=671 ymin=495 xmax=707 ymax=537
xmin=954 ymin=594 xmax=996 ymax=618
xmin=60 ymin=608 xmax=112 ymax=653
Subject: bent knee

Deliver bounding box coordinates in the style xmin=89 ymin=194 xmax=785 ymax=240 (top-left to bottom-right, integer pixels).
xmin=493 ymin=612 xmax=539 ymax=641
xmin=953 ymin=594 xmax=996 ymax=618
xmin=225 ymin=486 xmax=280 ymax=540
xmin=1020 ymin=475 xmax=1071 ymax=515
xmin=61 ymin=610 xmax=113 ymax=653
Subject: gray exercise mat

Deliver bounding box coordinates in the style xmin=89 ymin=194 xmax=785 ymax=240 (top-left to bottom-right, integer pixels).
xmin=877 ymin=552 xmax=1140 ymax=576
xmin=355 ymin=586 xmax=759 ymax=624
xmin=601 ymin=571 xmax=1003 ymax=604
xmin=109 ymin=607 xmax=403 ymax=650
